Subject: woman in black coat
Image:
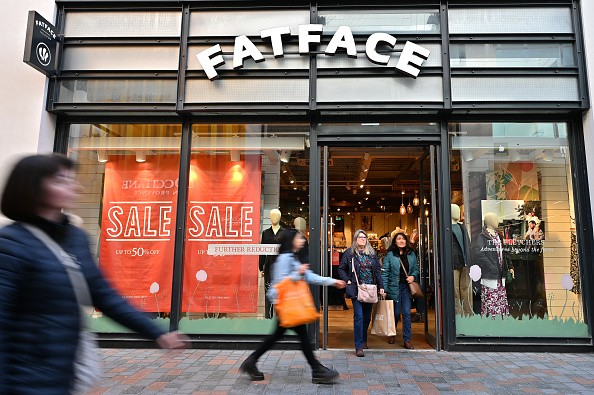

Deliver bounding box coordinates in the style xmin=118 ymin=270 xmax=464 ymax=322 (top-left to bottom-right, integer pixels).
xmin=338 ymin=229 xmax=384 ymax=357
xmin=0 ymin=155 xmax=187 ymax=395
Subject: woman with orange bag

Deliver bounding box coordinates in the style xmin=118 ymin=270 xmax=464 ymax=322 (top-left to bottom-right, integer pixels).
xmin=240 ymin=228 xmax=346 ymax=384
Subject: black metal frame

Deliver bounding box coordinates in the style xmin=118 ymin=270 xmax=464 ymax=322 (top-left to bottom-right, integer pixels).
xmin=49 ymin=0 xmax=594 ymax=351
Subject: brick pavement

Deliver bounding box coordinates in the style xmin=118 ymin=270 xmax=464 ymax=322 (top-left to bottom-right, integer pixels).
xmin=88 ymin=348 xmax=594 ymax=394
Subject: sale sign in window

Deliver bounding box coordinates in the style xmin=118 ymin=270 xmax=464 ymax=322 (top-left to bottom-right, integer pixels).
xmin=99 ymin=155 xmax=179 ymax=313
xmin=183 ymin=154 xmax=262 ymax=315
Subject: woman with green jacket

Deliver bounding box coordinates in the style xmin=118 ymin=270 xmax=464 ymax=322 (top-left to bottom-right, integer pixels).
xmin=382 ymin=232 xmax=419 ymax=349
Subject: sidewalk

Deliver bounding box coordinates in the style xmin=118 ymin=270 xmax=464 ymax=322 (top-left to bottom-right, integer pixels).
xmin=88 ymin=348 xmax=594 ymax=394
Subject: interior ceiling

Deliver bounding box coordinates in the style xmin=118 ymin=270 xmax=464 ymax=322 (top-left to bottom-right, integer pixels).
xmin=281 ymin=147 xmax=465 ymax=212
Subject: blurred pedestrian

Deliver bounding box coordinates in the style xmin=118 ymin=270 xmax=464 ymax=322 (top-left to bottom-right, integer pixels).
xmin=0 ymin=154 xmax=188 ymax=395
xmin=338 ymin=229 xmax=385 ymax=357
xmin=240 ymin=228 xmax=345 ymax=384
xmin=382 ymin=232 xmax=419 ymax=349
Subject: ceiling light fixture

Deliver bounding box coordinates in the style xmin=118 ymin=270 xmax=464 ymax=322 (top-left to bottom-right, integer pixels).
xmin=230 ymin=150 xmax=240 ymax=162
xmin=413 ymin=191 xmax=420 ymax=206
xmin=97 ymin=150 xmax=108 ymax=163
xmin=136 ymin=151 xmax=146 ymax=163
xmin=400 ymin=188 xmax=406 ymax=215
xmin=280 ymin=150 xmax=291 ymax=163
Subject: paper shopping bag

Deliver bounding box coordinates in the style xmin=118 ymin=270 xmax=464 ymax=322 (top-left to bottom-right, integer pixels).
xmin=274 ymin=277 xmax=320 ymax=328
xmin=371 ymin=299 xmax=397 ymax=337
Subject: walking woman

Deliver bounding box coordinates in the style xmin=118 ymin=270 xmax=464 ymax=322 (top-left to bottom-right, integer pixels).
xmin=241 ymin=228 xmax=346 ymax=384
xmin=338 ymin=229 xmax=385 ymax=357
xmin=382 ymin=232 xmax=419 ymax=349
xmin=0 ymin=155 xmax=187 ymax=395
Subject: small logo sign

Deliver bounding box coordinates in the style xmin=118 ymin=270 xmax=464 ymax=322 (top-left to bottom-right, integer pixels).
xmin=36 ymin=42 xmax=51 ymax=66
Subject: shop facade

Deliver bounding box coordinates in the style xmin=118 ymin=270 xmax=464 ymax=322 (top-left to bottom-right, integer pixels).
xmin=22 ymin=0 xmax=594 ymax=350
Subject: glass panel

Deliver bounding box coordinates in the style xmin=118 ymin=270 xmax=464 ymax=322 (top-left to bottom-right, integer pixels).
xmin=451 ymin=43 xmax=575 ymax=68
xmin=450 ymin=122 xmax=588 ymax=338
xmin=179 ymin=124 xmax=310 ymax=334
xmin=448 ymin=7 xmax=573 ymax=34
xmin=187 ymin=45 xmax=308 ymax=70
xmin=63 ymin=46 xmax=180 ymax=71
xmin=189 ymin=10 xmax=310 ymax=37
xmin=318 ymin=43 xmax=442 ymax=68
xmin=319 ymin=9 xmax=441 ymax=34
xmin=66 ymin=123 xmax=182 ymax=332
xmin=317 ymin=76 xmax=443 ymax=103
xmin=64 ymin=11 xmax=182 ymax=37
xmin=318 ymin=123 xmax=439 ymax=135
xmin=185 ymin=79 xmax=309 ymax=103
xmin=451 ymin=77 xmax=579 ymax=102
xmin=57 ymin=79 xmax=177 ymax=103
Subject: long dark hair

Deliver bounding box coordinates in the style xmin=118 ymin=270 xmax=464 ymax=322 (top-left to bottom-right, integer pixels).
xmin=1 ymin=154 xmax=75 ymax=222
xmin=386 ymin=232 xmax=412 ymax=255
xmin=277 ymin=228 xmax=303 ymax=255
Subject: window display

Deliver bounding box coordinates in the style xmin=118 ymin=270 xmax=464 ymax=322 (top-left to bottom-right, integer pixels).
xmin=450 ymin=122 xmax=587 ymax=337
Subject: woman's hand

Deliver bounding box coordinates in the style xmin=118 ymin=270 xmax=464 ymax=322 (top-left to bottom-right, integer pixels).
xmin=379 ymin=288 xmax=385 ymax=296
xmin=299 ymin=263 xmax=309 ymax=275
xmin=406 ymin=276 xmax=415 ymax=284
xmin=334 ymin=280 xmax=346 ymax=289
xmin=156 ymin=331 xmax=190 ymax=349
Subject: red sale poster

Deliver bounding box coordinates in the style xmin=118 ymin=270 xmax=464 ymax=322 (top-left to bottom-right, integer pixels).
xmin=98 ymin=155 xmax=178 ymax=312
xmin=183 ymin=154 xmax=262 ymax=314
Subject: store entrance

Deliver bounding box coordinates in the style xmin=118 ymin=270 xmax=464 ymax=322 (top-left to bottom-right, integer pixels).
xmin=319 ymin=145 xmax=441 ymax=350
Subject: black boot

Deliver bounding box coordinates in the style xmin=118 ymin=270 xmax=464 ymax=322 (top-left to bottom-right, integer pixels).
xmin=312 ymin=365 xmax=339 ymax=384
xmin=240 ymin=357 xmax=265 ymax=381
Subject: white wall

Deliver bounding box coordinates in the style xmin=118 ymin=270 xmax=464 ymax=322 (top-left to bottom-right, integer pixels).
xmin=581 ymin=1 xmax=594 ymax=232
xmin=0 ymin=0 xmax=56 ymax=219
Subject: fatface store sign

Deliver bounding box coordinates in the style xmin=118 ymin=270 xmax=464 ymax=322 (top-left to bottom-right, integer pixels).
xmin=197 ymin=24 xmax=430 ymax=81
xmin=23 ymin=11 xmax=59 ymax=76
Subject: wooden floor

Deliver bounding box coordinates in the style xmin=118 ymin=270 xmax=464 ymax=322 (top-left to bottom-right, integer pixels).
xmin=319 ymin=299 xmax=436 ymax=350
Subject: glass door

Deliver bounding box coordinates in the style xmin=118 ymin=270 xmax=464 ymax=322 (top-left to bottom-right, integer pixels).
xmin=419 ymin=146 xmax=441 ymax=350
xmin=320 ymin=145 xmax=441 ymax=350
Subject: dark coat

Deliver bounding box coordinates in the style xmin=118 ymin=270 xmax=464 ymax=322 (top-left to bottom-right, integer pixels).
xmin=338 ymin=248 xmax=384 ymax=300
xmin=452 ymin=223 xmax=471 ymax=269
xmin=259 ymin=226 xmax=284 ymax=284
xmin=0 ymin=221 xmax=164 ymax=395
xmin=381 ymin=251 xmax=419 ymax=302
xmin=472 ymin=228 xmax=513 ymax=281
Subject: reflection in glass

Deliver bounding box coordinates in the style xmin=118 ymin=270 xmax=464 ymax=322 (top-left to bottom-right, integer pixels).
xmin=451 ymin=43 xmax=576 ymax=68
xmin=319 ymin=9 xmax=440 ymax=34
xmin=57 ymin=79 xmax=177 ymax=103
xmin=179 ymin=124 xmax=310 ymax=334
xmin=450 ymin=122 xmax=587 ymax=337
xmin=66 ymin=124 xmax=182 ymax=332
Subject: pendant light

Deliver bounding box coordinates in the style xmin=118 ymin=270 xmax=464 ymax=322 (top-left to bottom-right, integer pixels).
xmin=413 ymin=191 xmax=419 ymax=206
xmin=407 ymin=192 xmax=413 ymax=214
xmin=399 ymin=189 xmax=406 ymax=216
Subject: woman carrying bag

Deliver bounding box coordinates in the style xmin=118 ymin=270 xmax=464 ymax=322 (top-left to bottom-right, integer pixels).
xmin=382 ymin=232 xmax=420 ymax=349
xmin=240 ymin=229 xmax=346 ymax=384
xmin=338 ymin=229 xmax=385 ymax=357
xmin=0 ymin=155 xmax=187 ymax=395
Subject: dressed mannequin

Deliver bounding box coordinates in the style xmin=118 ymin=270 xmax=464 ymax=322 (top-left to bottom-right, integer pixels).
xmin=259 ymin=209 xmax=284 ymax=319
xmin=473 ymin=212 xmax=513 ymax=319
xmin=451 ymin=204 xmax=473 ymax=317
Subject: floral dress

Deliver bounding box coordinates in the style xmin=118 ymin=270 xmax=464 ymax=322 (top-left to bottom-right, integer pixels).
xmin=359 ymin=254 xmax=374 ymax=285
xmin=481 ymin=230 xmax=510 ymax=318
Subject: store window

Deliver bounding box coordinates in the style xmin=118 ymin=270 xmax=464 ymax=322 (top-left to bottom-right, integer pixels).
xmin=179 ymin=124 xmax=310 ymax=334
xmin=450 ymin=122 xmax=588 ymax=337
xmin=66 ymin=124 xmax=182 ymax=332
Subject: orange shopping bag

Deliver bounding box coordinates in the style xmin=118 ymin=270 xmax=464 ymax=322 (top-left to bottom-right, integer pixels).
xmin=274 ymin=277 xmax=321 ymax=328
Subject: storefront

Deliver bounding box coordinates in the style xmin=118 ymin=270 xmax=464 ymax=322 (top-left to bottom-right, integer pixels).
xmin=47 ymin=0 xmax=593 ymax=351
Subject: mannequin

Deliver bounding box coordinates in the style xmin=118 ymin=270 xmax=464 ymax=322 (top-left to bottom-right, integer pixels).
xmin=451 ymin=204 xmax=473 ymax=316
xmin=473 ymin=212 xmax=512 ymax=319
xmin=293 ymin=217 xmax=309 ymax=264
xmin=259 ymin=209 xmax=284 ymax=319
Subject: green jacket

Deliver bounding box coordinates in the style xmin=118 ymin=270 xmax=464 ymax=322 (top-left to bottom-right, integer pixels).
xmin=382 ymin=250 xmax=420 ymax=302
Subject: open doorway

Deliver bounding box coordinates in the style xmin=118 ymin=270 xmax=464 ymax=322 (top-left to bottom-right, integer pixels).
xmin=319 ymin=145 xmax=440 ymax=350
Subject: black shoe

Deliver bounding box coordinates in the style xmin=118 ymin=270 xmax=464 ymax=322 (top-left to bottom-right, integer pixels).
xmin=240 ymin=358 xmax=265 ymax=381
xmin=411 ymin=313 xmax=421 ymax=323
xmin=312 ymin=365 xmax=339 ymax=384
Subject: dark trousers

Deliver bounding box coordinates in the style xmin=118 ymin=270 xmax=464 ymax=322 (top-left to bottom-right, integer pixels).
xmin=248 ymin=321 xmax=320 ymax=369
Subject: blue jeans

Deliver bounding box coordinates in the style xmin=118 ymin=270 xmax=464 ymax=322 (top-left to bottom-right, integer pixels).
xmin=394 ymin=282 xmax=412 ymax=342
xmin=351 ymin=299 xmax=374 ymax=349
